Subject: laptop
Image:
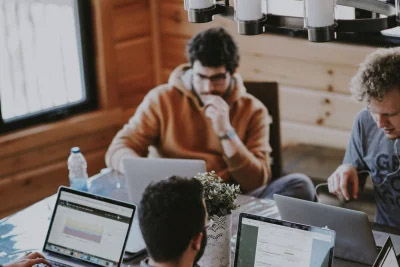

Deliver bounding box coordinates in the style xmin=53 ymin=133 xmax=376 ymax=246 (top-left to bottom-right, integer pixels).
xmin=122 ymin=157 xmax=207 ymax=253
xmin=234 ymin=213 xmax=336 ymax=267
xmin=41 ymin=186 xmax=135 ymax=267
xmin=274 ymin=194 xmax=378 ymax=265
xmin=373 ymin=237 xmax=399 ymax=267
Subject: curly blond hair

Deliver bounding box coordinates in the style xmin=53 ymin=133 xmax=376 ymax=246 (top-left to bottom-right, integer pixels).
xmin=350 ymin=48 xmax=400 ymax=102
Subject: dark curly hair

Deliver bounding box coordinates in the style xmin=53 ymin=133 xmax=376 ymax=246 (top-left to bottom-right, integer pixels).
xmin=186 ymin=27 xmax=240 ymax=74
xmin=138 ymin=176 xmax=205 ymax=263
xmin=350 ymin=48 xmax=400 ymax=102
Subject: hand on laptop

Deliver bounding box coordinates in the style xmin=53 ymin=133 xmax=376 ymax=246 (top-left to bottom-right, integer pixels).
xmin=328 ymin=164 xmax=359 ymax=201
xmin=3 ymin=252 xmax=51 ymax=267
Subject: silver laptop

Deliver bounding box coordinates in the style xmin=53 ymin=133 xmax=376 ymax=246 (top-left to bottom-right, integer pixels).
xmin=373 ymin=237 xmax=399 ymax=267
xmin=274 ymin=194 xmax=378 ymax=265
xmin=122 ymin=157 xmax=207 ymax=253
xmin=234 ymin=213 xmax=336 ymax=267
xmin=42 ymin=186 xmax=135 ymax=267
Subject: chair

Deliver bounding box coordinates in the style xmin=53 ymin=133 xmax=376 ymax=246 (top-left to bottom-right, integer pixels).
xmin=244 ymin=82 xmax=282 ymax=179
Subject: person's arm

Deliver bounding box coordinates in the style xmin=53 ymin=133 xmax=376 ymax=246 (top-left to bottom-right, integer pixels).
xmin=105 ymin=89 xmax=161 ymax=174
xmin=4 ymin=252 xmax=51 ymax=267
xmin=328 ymin=111 xmax=368 ymax=200
xmin=328 ymin=164 xmax=359 ymax=200
xmin=204 ymin=96 xmax=271 ymax=192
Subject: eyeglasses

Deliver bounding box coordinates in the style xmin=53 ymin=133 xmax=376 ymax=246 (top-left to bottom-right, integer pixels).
xmin=194 ymin=72 xmax=228 ymax=86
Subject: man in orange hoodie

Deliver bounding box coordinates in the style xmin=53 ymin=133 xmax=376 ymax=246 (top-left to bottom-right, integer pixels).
xmin=106 ymin=27 xmax=314 ymax=200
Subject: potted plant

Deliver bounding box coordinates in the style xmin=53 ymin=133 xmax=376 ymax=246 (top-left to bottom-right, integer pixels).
xmin=195 ymin=171 xmax=241 ymax=267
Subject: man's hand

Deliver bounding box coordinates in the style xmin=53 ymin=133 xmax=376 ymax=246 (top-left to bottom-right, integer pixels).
xmin=4 ymin=252 xmax=51 ymax=267
xmin=202 ymin=95 xmax=231 ymax=137
xmin=327 ymin=164 xmax=359 ymax=201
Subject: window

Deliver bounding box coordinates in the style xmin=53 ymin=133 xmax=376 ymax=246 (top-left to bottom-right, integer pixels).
xmin=0 ymin=0 xmax=97 ymax=133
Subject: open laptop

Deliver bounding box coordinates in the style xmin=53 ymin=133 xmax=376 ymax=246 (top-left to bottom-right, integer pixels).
xmin=234 ymin=213 xmax=336 ymax=267
xmin=122 ymin=157 xmax=206 ymax=253
xmin=41 ymin=186 xmax=135 ymax=267
xmin=274 ymin=194 xmax=378 ymax=265
xmin=373 ymin=237 xmax=399 ymax=267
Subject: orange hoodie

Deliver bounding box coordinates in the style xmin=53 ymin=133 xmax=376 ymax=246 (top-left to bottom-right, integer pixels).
xmin=105 ymin=64 xmax=272 ymax=192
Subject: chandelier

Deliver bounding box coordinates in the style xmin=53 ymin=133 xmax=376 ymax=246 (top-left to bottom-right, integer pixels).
xmin=184 ymin=0 xmax=400 ymax=42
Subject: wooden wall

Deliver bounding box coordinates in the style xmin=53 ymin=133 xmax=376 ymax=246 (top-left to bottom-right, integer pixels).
xmin=0 ymin=0 xmax=156 ymax=218
xmin=157 ymin=0 xmax=377 ymax=148
xmin=0 ymin=0 xmax=383 ymax=218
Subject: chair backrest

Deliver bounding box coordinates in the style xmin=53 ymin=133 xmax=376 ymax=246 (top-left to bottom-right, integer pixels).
xmin=244 ymin=82 xmax=282 ymax=179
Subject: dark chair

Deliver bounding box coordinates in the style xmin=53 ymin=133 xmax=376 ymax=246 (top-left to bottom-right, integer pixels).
xmin=244 ymin=82 xmax=282 ymax=179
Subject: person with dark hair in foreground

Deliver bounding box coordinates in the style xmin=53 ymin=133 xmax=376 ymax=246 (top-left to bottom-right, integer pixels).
xmin=1 ymin=252 xmax=51 ymax=267
xmin=138 ymin=176 xmax=207 ymax=267
xmin=328 ymin=48 xmax=400 ymax=226
xmin=106 ymin=27 xmax=315 ymax=201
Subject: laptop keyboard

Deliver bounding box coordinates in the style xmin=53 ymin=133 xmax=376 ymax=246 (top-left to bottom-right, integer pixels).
xmin=49 ymin=260 xmax=73 ymax=267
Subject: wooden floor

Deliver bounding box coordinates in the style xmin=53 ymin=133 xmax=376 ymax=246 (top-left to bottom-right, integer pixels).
xmin=282 ymin=144 xmax=376 ymax=221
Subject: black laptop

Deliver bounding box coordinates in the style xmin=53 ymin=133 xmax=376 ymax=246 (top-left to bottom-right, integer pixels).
xmin=41 ymin=186 xmax=135 ymax=267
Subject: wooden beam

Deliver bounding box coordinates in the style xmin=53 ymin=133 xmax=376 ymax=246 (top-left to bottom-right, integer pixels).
xmin=91 ymin=0 xmax=119 ymax=109
xmin=239 ymin=54 xmax=358 ymax=94
xmin=0 ymin=149 xmax=107 ymax=219
xmin=115 ymin=36 xmax=154 ymax=82
xmin=0 ymin=109 xmax=122 ymax=158
xmin=281 ymin=121 xmax=351 ymax=149
xmin=279 ymin=86 xmax=363 ymax=131
xmin=0 ymin=128 xmax=117 ymax=179
xmin=150 ymin=0 xmax=163 ymax=85
xmin=113 ymin=1 xmax=151 ymax=42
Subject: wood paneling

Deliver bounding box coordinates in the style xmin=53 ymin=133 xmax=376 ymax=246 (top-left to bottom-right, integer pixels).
xmin=279 ymin=86 xmax=363 ymax=130
xmin=92 ymin=0 xmax=119 ymax=109
xmin=161 ymin=35 xmax=188 ymax=69
xmin=0 ymin=109 xmax=121 ymax=158
xmin=0 ymin=0 xmax=156 ymax=218
xmin=149 ymin=0 xmax=162 ymax=84
xmin=239 ymin=54 xmax=358 ymax=94
xmin=115 ymin=37 xmax=154 ymax=82
xmin=0 ymin=128 xmax=116 ymax=179
xmin=281 ymin=121 xmax=351 ymax=149
xmin=0 ymin=109 xmax=122 ymax=218
xmin=113 ymin=1 xmax=151 ymax=42
xmin=0 ymin=148 xmax=107 ymax=218
xmin=1 ymin=0 xmax=382 ymax=217
xmin=118 ymin=69 xmax=154 ymax=94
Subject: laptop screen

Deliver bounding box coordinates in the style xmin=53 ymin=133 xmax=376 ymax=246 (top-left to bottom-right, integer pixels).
xmin=44 ymin=190 xmax=134 ymax=267
xmin=234 ymin=214 xmax=335 ymax=267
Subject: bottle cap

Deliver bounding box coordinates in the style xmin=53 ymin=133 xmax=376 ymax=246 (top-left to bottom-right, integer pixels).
xmin=71 ymin=147 xmax=81 ymax=153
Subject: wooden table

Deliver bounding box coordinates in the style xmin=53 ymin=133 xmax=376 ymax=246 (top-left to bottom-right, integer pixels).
xmin=0 ymin=169 xmax=394 ymax=267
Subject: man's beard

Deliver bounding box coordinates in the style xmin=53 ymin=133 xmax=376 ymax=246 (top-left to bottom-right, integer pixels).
xmin=193 ymin=229 xmax=208 ymax=266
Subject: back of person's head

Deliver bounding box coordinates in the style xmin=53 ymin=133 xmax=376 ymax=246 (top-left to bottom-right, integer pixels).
xmin=350 ymin=48 xmax=400 ymax=102
xmin=186 ymin=27 xmax=240 ymax=74
xmin=139 ymin=176 xmax=205 ymax=263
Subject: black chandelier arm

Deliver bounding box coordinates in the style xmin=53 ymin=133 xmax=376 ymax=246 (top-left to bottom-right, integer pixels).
xmin=262 ymin=14 xmax=398 ymax=33
xmin=336 ymin=15 xmax=398 ymax=32
xmin=214 ymin=4 xmax=234 ymax=18
xmin=263 ymin=15 xmax=304 ymax=30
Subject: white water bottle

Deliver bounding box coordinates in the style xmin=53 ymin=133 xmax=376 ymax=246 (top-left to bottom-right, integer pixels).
xmin=68 ymin=147 xmax=89 ymax=191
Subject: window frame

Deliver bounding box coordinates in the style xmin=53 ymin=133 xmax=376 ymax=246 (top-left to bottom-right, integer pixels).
xmin=0 ymin=0 xmax=98 ymax=134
